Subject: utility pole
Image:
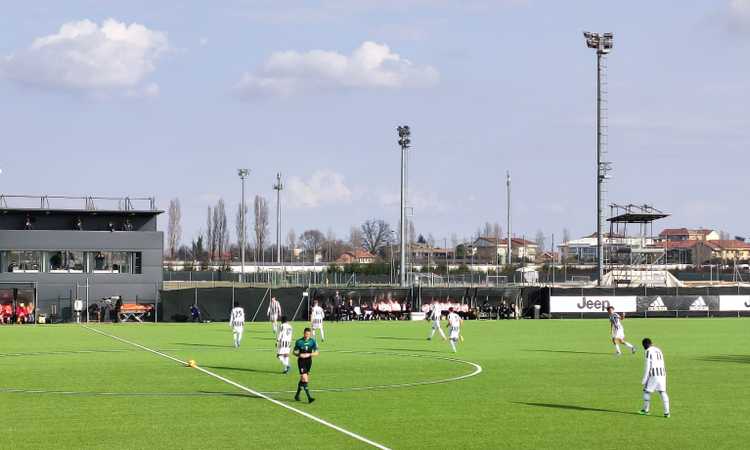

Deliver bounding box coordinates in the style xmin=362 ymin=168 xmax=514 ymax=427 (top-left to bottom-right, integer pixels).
xmin=397 ymin=125 xmax=411 ymax=287
xmin=273 ymin=173 xmax=283 ymax=264
xmin=584 ymin=31 xmax=614 ymax=286
xmin=506 ymin=171 xmax=512 ymax=266
xmin=238 ymin=169 xmax=250 ymax=283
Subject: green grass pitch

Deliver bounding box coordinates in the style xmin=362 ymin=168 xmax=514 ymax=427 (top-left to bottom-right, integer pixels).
xmin=1 ymin=318 xmax=748 ymax=449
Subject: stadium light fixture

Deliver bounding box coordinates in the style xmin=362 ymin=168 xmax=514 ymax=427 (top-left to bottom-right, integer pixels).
xmin=238 ymin=169 xmax=250 ymax=283
xmin=396 ymin=125 xmax=411 ymax=287
xmin=583 ymin=31 xmax=614 ymax=286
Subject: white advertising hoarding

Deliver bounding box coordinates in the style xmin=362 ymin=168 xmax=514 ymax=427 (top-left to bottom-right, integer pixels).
xmin=550 ymin=296 xmax=637 ymax=313
xmin=719 ymin=296 xmax=750 ymax=312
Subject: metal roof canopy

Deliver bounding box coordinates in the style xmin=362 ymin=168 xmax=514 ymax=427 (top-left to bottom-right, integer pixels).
xmin=607 ymin=204 xmax=669 ymax=224
xmin=0 ymin=194 xmax=158 ymax=212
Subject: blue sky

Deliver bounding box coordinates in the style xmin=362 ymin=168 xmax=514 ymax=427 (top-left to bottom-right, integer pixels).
xmin=1 ymin=1 xmax=749 ymax=247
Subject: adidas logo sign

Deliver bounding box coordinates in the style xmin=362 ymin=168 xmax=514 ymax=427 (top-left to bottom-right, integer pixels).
xmin=648 ymin=296 xmax=667 ymax=311
xmin=689 ymin=296 xmax=709 ymax=311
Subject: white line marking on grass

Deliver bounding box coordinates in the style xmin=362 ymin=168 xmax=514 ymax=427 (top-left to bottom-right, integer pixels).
xmin=83 ymin=326 xmax=391 ymax=450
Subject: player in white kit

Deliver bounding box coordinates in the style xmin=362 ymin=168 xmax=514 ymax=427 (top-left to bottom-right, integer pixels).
xmin=311 ymin=301 xmax=325 ymax=342
xmin=427 ymin=300 xmax=446 ymax=341
xmin=606 ymin=306 xmax=635 ymax=356
xmin=267 ymin=296 xmax=282 ymax=335
xmin=640 ymin=337 xmax=670 ymax=418
xmin=276 ymin=316 xmax=293 ymax=374
xmin=229 ymin=303 xmax=245 ymax=348
xmin=446 ymin=307 xmax=463 ymax=352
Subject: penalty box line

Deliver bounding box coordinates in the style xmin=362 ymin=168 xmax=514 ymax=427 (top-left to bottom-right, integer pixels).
xmin=82 ymin=326 xmax=391 ymax=450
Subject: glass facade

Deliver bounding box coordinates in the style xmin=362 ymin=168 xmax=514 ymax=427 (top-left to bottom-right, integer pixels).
xmin=0 ymin=251 xmax=142 ymax=274
xmin=5 ymin=251 xmax=43 ymax=272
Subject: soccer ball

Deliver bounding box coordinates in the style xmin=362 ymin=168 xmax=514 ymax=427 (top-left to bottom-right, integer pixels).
xmin=187 ymin=359 xmax=196 ymax=368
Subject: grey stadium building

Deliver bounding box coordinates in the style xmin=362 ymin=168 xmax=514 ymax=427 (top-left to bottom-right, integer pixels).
xmin=0 ymin=195 xmax=163 ymax=322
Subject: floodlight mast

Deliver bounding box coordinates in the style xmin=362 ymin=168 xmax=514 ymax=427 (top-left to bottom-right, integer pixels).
xmin=238 ymin=169 xmax=250 ymax=283
xmin=583 ymin=31 xmax=613 ymax=286
xmin=273 ymin=173 xmax=283 ymax=265
xmin=397 ymin=125 xmax=411 ymax=287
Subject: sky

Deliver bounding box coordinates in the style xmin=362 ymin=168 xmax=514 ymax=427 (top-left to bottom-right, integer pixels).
xmin=1 ymin=0 xmax=750 ymax=248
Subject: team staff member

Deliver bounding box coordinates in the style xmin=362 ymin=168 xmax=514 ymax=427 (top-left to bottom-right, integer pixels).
xmin=293 ymin=328 xmax=319 ymax=403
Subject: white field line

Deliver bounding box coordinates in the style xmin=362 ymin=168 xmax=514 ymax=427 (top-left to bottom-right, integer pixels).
xmin=83 ymin=326 xmax=391 ymax=450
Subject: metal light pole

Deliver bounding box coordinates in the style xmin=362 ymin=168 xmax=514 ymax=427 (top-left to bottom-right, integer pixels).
xmin=273 ymin=173 xmax=283 ymax=264
xmin=506 ymin=171 xmax=512 ymax=266
xmin=238 ymin=169 xmax=250 ymax=283
xmin=583 ymin=31 xmax=613 ymax=286
xmin=397 ymin=125 xmax=411 ymax=287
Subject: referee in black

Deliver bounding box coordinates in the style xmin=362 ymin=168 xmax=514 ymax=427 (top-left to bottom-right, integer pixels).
xmin=293 ymin=327 xmax=319 ymax=403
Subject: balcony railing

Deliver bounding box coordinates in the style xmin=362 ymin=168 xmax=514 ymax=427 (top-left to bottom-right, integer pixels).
xmin=0 ymin=194 xmax=157 ymax=211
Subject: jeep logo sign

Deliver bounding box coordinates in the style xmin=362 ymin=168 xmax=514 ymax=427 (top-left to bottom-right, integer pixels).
xmin=550 ymin=296 xmax=636 ymax=313
xmin=718 ymin=296 xmax=750 ymax=312
xmin=576 ymin=297 xmax=611 ymax=311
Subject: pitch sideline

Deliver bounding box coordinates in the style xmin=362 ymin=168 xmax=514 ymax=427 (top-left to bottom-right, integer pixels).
xmin=83 ymin=325 xmax=391 ymax=450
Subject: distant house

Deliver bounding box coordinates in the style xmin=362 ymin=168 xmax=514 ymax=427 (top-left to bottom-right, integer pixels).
xmin=650 ymin=239 xmax=750 ymax=265
xmin=336 ymin=249 xmax=376 ymax=264
xmin=558 ymin=233 xmax=648 ymax=264
xmin=471 ymin=236 xmax=538 ymax=263
xmin=657 ymin=228 xmax=719 ymax=242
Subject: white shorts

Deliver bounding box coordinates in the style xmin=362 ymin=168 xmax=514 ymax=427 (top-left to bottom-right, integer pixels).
xmin=612 ymin=329 xmax=625 ymax=340
xmin=277 ymin=346 xmax=291 ymax=356
xmin=449 ymin=326 xmax=460 ymax=340
xmin=270 ymin=315 xmax=280 ymax=322
xmin=312 ymin=321 xmax=323 ymax=329
xmin=232 ymin=326 xmax=244 ymax=335
xmin=431 ymin=320 xmax=441 ymax=329
xmin=644 ymin=376 xmax=667 ymax=393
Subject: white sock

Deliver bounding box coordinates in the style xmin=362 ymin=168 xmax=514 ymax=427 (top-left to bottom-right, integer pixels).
xmin=660 ymin=391 xmax=670 ymax=415
xmin=624 ymin=342 xmax=634 ymax=350
xmin=278 ymin=355 xmax=285 ymax=367
xmin=429 ymin=328 xmax=436 ymax=338
xmin=450 ymin=340 xmax=457 ymax=352
xmin=319 ymin=328 xmax=325 ymax=341
xmin=438 ymin=327 xmax=446 ymax=339
xmin=272 ymin=322 xmax=278 ymax=334
xmin=614 ymin=343 xmax=621 ymax=354
xmin=642 ymin=392 xmax=651 ymax=412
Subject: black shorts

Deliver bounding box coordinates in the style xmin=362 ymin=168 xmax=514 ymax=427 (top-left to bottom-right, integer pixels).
xmin=298 ymin=357 xmax=312 ymax=374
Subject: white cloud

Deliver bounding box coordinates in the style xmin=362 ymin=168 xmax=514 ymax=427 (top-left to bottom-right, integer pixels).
xmin=288 ymin=170 xmax=353 ymax=208
xmin=378 ymin=189 xmax=448 ymax=213
xmin=234 ymin=41 xmax=439 ymax=99
xmin=727 ymin=0 xmax=750 ymax=32
xmin=1 ymin=18 xmax=168 ymax=93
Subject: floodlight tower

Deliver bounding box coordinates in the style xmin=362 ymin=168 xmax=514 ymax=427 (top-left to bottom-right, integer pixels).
xmin=397 ymin=125 xmax=411 ymax=287
xmin=273 ymin=173 xmax=283 ymax=264
xmin=583 ymin=31 xmax=613 ymax=286
xmin=237 ymin=168 xmax=250 ymax=283
xmin=506 ymin=171 xmax=512 ymax=266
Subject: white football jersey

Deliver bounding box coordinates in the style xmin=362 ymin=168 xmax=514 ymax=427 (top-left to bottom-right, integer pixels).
xmin=430 ymin=304 xmax=442 ymax=321
xmin=643 ymin=346 xmax=667 ymax=383
xmin=277 ymin=323 xmax=293 ymax=352
xmin=230 ymin=307 xmax=245 ymax=328
xmin=268 ymin=300 xmax=281 ymax=318
xmin=447 ymin=312 xmax=461 ymax=328
xmin=311 ymin=306 xmax=325 ymax=322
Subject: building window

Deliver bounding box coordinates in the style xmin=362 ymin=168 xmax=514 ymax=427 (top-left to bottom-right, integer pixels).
xmin=92 ymin=251 xmax=131 ymax=274
xmin=3 ymin=251 xmax=43 ymax=273
xmin=48 ymin=251 xmax=86 ymax=273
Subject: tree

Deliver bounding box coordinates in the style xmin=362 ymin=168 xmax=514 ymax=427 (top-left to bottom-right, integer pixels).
xmin=535 ymin=230 xmax=546 ymax=251
xmin=254 ymin=195 xmax=269 ymax=262
xmin=408 ymin=221 xmax=416 ymax=246
xmin=206 ymin=206 xmax=215 ymax=261
xmin=361 ymin=219 xmax=392 ymax=255
xmin=213 ymin=199 xmax=229 ymax=261
xmin=167 ymin=198 xmax=182 ymax=259
xmin=417 ymin=234 xmax=427 ymax=245
xmin=286 ymin=228 xmax=297 ymax=262
xmin=349 ymin=226 xmax=364 ymax=249
xmin=192 ymin=234 xmax=205 ymax=262
xmin=235 ymin=201 xmax=248 ymax=257
xmin=299 ymin=229 xmax=325 ymax=262
xmin=562 ymin=228 xmax=571 ymax=244
xmin=720 ymin=230 xmax=731 ymax=241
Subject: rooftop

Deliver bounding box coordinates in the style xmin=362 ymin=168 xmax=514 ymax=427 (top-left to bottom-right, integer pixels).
xmin=0 ymin=194 xmax=160 ymax=214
